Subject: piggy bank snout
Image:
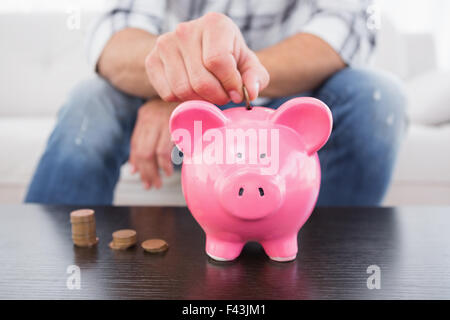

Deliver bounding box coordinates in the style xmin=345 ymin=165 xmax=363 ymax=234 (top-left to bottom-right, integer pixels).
xmin=218 ymin=172 xmax=283 ymax=220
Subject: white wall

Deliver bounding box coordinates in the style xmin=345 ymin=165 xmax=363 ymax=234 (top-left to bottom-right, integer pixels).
xmin=378 ymin=0 xmax=450 ymax=70
xmin=0 ymin=0 xmax=107 ymax=13
xmin=2 ymin=0 xmax=448 ymax=70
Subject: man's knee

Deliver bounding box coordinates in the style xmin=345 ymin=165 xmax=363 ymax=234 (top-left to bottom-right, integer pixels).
xmin=323 ymin=68 xmax=408 ymax=156
xmin=60 ymin=76 xmax=136 ymax=120
xmin=69 ymin=76 xmax=115 ymax=98
xmin=49 ymin=77 xmax=140 ymax=164
xmin=316 ymin=69 xmax=408 ymax=205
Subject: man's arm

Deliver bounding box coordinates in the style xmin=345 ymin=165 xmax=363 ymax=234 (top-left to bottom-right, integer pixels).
xmin=97 ymin=28 xmax=158 ymax=99
xmin=256 ymin=33 xmax=346 ymax=98
xmin=98 ymin=13 xmax=269 ymax=104
xmin=98 ymin=29 xmax=346 ymax=101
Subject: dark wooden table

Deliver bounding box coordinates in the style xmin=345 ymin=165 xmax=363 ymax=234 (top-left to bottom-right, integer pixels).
xmin=0 ymin=205 xmax=449 ymax=299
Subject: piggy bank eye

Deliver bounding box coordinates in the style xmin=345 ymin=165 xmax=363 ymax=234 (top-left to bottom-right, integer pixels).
xmin=260 ymin=153 xmax=266 ymax=159
xmin=236 ymin=152 xmax=243 ymax=158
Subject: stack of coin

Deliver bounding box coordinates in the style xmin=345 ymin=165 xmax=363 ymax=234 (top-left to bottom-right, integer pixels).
xmin=142 ymin=239 xmax=169 ymax=253
xmin=109 ymin=229 xmax=137 ymax=250
xmin=70 ymin=209 xmax=98 ymax=247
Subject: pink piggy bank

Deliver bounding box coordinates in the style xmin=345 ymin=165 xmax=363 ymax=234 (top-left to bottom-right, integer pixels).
xmin=169 ymin=97 xmax=332 ymax=262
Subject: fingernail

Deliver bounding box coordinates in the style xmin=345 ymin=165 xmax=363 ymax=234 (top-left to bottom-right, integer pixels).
xmin=228 ymin=90 xmax=241 ymax=103
xmin=143 ymin=182 xmax=151 ymax=189
xmin=255 ymin=81 xmax=260 ymax=94
xmin=130 ymin=164 xmax=136 ymax=174
xmin=254 ymin=81 xmax=260 ymax=100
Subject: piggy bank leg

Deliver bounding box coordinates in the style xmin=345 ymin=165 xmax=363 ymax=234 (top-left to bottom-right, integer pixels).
xmin=205 ymin=236 xmax=244 ymax=261
xmin=261 ymin=235 xmax=298 ymax=262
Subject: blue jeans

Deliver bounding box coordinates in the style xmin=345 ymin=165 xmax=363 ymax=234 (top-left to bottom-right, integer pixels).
xmin=25 ymin=68 xmax=407 ymax=205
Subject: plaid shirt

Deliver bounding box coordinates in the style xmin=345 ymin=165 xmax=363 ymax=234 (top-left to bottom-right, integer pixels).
xmin=87 ymin=0 xmax=377 ymax=71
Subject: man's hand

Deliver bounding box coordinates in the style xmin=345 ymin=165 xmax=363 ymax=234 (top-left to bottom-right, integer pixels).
xmin=145 ymin=12 xmax=269 ymax=105
xmin=129 ymin=99 xmax=178 ymax=189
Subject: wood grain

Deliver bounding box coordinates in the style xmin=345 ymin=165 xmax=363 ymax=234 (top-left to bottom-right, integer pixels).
xmin=0 ymin=205 xmax=449 ymax=299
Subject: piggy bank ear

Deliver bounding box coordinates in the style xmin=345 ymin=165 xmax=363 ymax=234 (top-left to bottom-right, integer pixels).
xmin=169 ymin=100 xmax=228 ymax=157
xmin=270 ymin=97 xmax=332 ymax=155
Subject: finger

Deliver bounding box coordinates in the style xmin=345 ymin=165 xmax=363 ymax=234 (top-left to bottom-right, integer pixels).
xmin=175 ymin=22 xmax=230 ymax=105
xmin=139 ymin=157 xmax=162 ymax=189
xmin=202 ymin=21 xmax=243 ymax=102
xmin=129 ymin=148 xmax=143 ymax=176
xmin=156 ymin=126 xmax=174 ymax=177
xmin=129 ymin=131 xmax=139 ymax=173
xmin=239 ymin=50 xmax=270 ymax=101
xmin=158 ymin=38 xmax=203 ymax=101
xmin=135 ymin=123 xmax=161 ymax=188
xmin=145 ymin=51 xmax=176 ymax=102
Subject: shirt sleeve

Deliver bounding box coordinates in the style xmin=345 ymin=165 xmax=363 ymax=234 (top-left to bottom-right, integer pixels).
xmin=296 ymin=0 xmax=378 ymax=66
xmin=86 ymin=0 xmax=167 ymax=71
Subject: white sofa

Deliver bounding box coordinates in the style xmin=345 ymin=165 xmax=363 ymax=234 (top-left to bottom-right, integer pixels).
xmin=0 ymin=13 xmax=449 ymax=205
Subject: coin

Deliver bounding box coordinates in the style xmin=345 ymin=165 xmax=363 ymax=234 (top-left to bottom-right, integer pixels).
xmin=74 ymin=237 xmax=99 ymax=247
xmin=112 ymin=229 xmax=136 ymax=240
xmin=243 ymin=85 xmax=252 ymax=110
xmin=70 ymin=209 xmax=95 ymax=223
xmin=72 ymin=222 xmax=96 ymax=235
xmin=109 ymin=241 xmax=133 ymax=250
xmin=141 ymin=239 xmax=169 ymax=253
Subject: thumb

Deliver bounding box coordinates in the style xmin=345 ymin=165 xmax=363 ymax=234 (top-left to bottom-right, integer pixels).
xmin=239 ymin=50 xmax=270 ymax=101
